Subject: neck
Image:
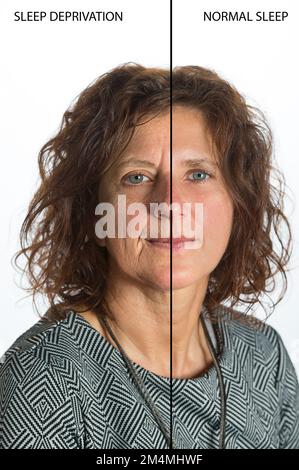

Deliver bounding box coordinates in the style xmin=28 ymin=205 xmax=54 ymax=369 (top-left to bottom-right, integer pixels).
xmin=88 ymin=269 xmax=212 ymax=379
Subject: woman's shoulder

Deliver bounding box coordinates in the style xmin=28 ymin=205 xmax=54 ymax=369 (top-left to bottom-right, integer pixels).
xmin=0 ymin=310 xmax=93 ymax=449
xmin=217 ymin=304 xmax=299 ymax=448
xmin=0 ymin=310 xmax=89 ymax=380
xmin=215 ymin=303 xmax=298 ymax=381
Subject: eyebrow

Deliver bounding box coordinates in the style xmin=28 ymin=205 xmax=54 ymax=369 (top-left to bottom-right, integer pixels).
xmin=181 ymin=158 xmax=218 ymax=169
xmin=117 ymin=157 xmax=218 ymax=169
xmin=117 ymin=158 xmax=157 ymax=169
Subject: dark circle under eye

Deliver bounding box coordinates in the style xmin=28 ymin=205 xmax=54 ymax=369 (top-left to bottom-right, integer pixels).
xmin=190 ymin=171 xmax=209 ymax=181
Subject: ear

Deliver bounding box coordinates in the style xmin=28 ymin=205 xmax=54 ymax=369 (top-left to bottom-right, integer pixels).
xmin=97 ymin=237 xmax=106 ymax=248
xmin=93 ymin=213 xmax=107 ymax=247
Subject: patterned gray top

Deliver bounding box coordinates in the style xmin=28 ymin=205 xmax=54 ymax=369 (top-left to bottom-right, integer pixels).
xmin=0 ymin=306 xmax=298 ymax=449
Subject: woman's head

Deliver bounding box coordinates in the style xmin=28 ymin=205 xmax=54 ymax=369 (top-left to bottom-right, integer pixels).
xmin=98 ymin=105 xmax=233 ymax=294
xmin=15 ymin=62 xmax=292 ymax=321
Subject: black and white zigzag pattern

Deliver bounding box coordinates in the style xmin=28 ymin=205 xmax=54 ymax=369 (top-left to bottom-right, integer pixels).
xmin=0 ymin=306 xmax=298 ymax=449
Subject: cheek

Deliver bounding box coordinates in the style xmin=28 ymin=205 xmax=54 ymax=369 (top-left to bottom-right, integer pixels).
xmin=203 ymin=192 xmax=233 ymax=243
xmin=105 ymin=238 xmax=145 ymax=268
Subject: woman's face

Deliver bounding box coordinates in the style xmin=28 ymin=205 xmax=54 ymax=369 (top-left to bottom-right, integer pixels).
xmin=97 ymin=105 xmax=234 ymax=291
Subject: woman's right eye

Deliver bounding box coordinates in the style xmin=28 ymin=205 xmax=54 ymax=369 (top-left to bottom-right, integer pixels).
xmin=123 ymin=174 xmax=150 ymax=185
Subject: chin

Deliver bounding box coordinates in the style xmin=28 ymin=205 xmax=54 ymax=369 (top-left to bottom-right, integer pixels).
xmin=171 ymin=271 xmax=201 ymax=290
xmin=143 ymin=270 xmax=199 ymax=292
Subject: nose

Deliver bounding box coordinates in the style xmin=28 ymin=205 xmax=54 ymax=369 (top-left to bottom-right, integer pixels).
xmin=150 ymin=174 xmax=184 ymax=218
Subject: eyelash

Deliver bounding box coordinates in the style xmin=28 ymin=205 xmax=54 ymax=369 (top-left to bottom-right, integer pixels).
xmin=123 ymin=170 xmax=213 ymax=186
xmin=187 ymin=170 xmax=212 ymax=183
xmin=123 ymin=173 xmax=151 ymax=185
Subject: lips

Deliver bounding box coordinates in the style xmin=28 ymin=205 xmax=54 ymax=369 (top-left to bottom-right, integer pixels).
xmin=146 ymin=237 xmax=195 ymax=243
xmin=145 ymin=236 xmax=199 ymax=251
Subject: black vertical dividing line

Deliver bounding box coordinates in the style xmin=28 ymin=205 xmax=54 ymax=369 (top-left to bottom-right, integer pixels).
xmin=169 ymin=0 xmax=173 ymax=451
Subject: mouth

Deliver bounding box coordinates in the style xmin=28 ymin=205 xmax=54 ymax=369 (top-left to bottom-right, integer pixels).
xmin=145 ymin=237 xmax=199 ymax=251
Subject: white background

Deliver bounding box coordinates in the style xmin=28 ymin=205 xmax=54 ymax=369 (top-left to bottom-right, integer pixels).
xmin=1 ymin=0 xmax=298 ymax=375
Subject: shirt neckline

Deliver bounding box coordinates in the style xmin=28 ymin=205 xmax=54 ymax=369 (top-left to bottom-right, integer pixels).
xmin=70 ymin=309 xmax=227 ymax=383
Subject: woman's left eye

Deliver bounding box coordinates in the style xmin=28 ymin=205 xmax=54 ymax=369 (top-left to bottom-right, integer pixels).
xmin=124 ymin=173 xmax=150 ymax=185
xmin=188 ymin=170 xmax=211 ymax=183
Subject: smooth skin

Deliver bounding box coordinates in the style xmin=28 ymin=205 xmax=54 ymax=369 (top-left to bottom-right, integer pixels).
xmin=78 ymin=105 xmax=234 ymax=379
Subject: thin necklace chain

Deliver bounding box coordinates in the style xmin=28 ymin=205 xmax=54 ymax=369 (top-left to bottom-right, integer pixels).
xmin=100 ymin=314 xmax=175 ymax=448
xmin=99 ymin=311 xmax=225 ymax=449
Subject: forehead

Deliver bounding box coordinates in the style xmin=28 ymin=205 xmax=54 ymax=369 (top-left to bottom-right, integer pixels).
xmin=172 ymin=106 xmax=213 ymax=155
xmin=120 ymin=106 xmax=214 ymax=162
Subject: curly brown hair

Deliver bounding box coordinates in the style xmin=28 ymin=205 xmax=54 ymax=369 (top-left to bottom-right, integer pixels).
xmin=14 ymin=62 xmax=293 ymax=323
